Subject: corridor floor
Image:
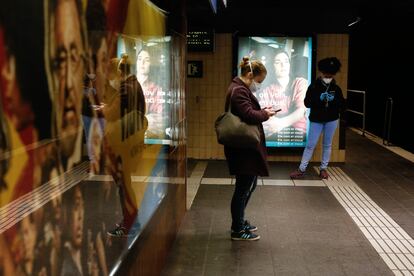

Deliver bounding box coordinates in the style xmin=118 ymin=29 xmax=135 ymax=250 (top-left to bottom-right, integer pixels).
xmin=162 ymin=129 xmax=414 ymax=276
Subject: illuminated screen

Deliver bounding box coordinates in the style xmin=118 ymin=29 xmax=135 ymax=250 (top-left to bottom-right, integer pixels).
xmin=117 ymin=36 xmax=172 ymax=145
xmin=238 ymin=36 xmax=313 ymax=147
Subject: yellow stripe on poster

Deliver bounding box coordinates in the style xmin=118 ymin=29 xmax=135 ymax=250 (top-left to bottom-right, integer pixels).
xmin=1 ymin=118 xmax=28 ymax=208
xmin=123 ymin=0 xmax=166 ymax=37
xmin=104 ymin=113 xmax=164 ymax=212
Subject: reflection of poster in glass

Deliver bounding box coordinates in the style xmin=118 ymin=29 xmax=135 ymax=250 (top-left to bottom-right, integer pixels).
xmin=238 ymin=36 xmax=313 ymax=147
xmin=117 ymin=36 xmax=172 ymax=145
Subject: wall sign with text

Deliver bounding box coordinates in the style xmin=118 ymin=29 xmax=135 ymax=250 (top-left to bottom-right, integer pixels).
xmin=187 ymin=30 xmax=215 ymax=52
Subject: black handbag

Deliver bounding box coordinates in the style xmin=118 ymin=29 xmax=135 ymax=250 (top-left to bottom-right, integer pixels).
xmin=215 ymin=90 xmax=260 ymax=148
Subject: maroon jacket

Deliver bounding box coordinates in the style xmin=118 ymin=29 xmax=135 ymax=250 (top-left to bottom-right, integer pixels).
xmin=224 ymin=77 xmax=270 ymax=176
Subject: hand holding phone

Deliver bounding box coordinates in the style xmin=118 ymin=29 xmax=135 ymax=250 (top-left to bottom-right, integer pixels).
xmin=263 ymin=106 xmax=276 ymax=117
xmin=272 ymin=105 xmax=282 ymax=113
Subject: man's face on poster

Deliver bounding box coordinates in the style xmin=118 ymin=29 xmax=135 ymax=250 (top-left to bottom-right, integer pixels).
xmin=52 ymin=0 xmax=84 ymax=157
xmin=70 ymin=186 xmax=84 ymax=248
xmin=51 ymin=194 xmax=62 ymax=222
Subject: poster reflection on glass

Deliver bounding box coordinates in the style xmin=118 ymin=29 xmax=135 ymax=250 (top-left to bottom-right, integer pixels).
xmin=117 ymin=35 xmax=172 ymax=145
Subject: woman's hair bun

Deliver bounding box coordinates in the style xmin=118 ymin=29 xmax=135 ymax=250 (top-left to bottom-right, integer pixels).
xmin=120 ymin=53 xmax=129 ymax=63
xmin=239 ymin=56 xmax=250 ymax=68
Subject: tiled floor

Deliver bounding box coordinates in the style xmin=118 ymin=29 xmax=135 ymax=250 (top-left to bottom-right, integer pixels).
xmin=162 ymin=129 xmax=414 ymax=276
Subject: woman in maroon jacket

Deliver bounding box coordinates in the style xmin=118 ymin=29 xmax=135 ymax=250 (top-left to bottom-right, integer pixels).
xmin=225 ymin=57 xmax=276 ymax=241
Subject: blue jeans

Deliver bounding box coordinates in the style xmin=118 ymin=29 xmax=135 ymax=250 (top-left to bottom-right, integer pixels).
xmin=299 ymin=120 xmax=338 ymax=172
xmin=231 ymin=175 xmax=257 ymax=232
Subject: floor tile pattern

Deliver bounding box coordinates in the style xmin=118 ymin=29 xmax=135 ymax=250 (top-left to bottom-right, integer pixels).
xmin=321 ymin=167 xmax=414 ymax=275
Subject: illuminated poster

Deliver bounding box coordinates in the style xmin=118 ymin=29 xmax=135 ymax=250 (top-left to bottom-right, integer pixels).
xmin=0 ymin=0 xmax=181 ymax=275
xmin=238 ymin=36 xmax=313 ymax=147
xmin=117 ymin=35 xmax=172 ymax=145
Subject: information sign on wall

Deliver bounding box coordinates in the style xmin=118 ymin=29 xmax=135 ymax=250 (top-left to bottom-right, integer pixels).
xmin=187 ymin=30 xmax=215 ymax=52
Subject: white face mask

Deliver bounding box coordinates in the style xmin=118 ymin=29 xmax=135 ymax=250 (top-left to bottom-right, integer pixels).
xmin=250 ymin=80 xmax=262 ymax=92
xmin=322 ymin=77 xmax=333 ymax=84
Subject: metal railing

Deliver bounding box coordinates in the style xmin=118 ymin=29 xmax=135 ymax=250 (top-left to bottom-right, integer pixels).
xmin=347 ymin=89 xmax=366 ymax=136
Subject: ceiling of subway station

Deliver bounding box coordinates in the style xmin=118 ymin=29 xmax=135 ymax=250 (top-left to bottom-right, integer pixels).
xmin=180 ymin=0 xmax=414 ymax=34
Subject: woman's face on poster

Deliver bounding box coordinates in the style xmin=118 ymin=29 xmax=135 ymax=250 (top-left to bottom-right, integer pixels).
xmin=274 ymin=52 xmax=290 ymax=78
xmin=136 ymin=50 xmax=150 ymax=76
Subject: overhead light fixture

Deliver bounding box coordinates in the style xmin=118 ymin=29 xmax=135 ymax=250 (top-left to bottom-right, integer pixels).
xmin=251 ymin=37 xmax=272 ymax=43
xmin=348 ymin=16 xmax=361 ymax=27
xmin=268 ymin=44 xmax=280 ymax=49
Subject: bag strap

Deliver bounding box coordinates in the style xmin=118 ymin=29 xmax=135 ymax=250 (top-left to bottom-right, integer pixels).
xmin=227 ymin=87 xmax=236 ymax=112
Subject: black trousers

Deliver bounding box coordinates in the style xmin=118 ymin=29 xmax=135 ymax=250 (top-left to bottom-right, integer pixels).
xmin=231 ymin=175 xmax=257 ymax=232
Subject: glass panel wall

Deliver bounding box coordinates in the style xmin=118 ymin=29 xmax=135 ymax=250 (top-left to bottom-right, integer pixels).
xmin=0 ymin=0 xmax=186 ymax=275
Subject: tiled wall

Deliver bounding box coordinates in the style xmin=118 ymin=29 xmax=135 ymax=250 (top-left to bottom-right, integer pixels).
xmin=187 ymin=33 xmax=348 ymax=162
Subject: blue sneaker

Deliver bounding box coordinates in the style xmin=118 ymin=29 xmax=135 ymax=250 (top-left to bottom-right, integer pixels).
xmin=244 ymin=220 xmax=258 ymax=232
xmin=231 ymin=229 xmax=260 ymax=241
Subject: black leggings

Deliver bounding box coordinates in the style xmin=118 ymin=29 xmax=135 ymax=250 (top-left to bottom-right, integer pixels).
xmin=231 ymin=175 xmax=257 ymax=232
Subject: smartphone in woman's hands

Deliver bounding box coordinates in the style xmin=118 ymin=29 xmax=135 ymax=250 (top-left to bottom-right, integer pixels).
xmin=272 ymin=105 xmax=282 ymax=113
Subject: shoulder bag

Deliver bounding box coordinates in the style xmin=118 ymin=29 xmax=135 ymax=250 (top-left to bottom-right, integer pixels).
xmin=214 ymin=90 xmax=261 ymax=148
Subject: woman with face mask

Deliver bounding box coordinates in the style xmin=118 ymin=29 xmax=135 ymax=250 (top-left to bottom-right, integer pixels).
xmin=223 ymin=56 xmax=276 ymax=241
xmin=290 ymin=57 xmax=346 ymax=180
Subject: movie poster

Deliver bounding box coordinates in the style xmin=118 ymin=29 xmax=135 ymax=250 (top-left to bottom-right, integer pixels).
xmin=238 ymin=36 xmax=313 ymax=147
